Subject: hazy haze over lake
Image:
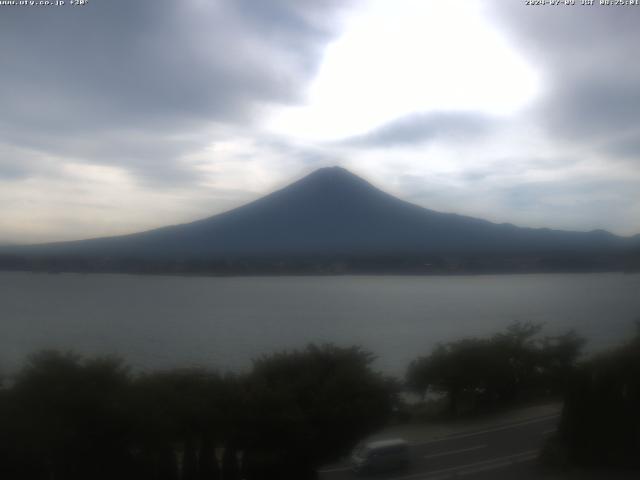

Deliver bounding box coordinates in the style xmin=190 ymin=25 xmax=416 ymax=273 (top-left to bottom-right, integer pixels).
xmin=1 ymin=272 xmax=639 ymax=376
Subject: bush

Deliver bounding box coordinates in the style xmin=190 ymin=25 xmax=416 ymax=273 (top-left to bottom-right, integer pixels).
xmin=0 ymin=344 xmax=396 ymax=480
xmin=559 ymin=327 xmax=640 ymax=468
xmin=406 ymin=322 xmax=585 ymax=417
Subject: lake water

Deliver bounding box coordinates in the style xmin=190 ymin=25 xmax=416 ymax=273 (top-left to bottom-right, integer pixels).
xmin=1 ymin=272 xmax=639 ymax=376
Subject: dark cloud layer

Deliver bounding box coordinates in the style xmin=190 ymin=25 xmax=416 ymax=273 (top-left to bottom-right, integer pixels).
xmin=342 ymin=112 xmax=494 ymax=147
xmin=0 ymin=146 xmax=59 ymax=181
xmin=0 ymin=0 xmax=351 ymax=184
xmin=2 ymin=0 xmax=640 ymax=241
xmin=489 ymin=3 xmax=640 ymax=162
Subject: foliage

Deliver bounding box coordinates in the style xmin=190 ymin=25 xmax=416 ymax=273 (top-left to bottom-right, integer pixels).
xmin=558 ymin=323 xmax=640 ymax=468
xmin=406 ymin=322 xmax=585 ymax=416
xmin=0 ymin=344 xmax=395 ymax=480
xmin=246 ymin=345 xmax=395 ymax=467
xmin=1 ymin=351 xmax=133 ymax=480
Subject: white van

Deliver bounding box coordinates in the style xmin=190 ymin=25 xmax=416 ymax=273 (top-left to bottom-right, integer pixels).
xmin=350 ymin=438 xmax=410 ymax=475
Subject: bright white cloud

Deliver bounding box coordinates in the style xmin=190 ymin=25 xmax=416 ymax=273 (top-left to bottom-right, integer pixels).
xmin=2 ymin=0 xmax=640 ymax=243
xmin=267 ymin=0 xmax=540 ymax=141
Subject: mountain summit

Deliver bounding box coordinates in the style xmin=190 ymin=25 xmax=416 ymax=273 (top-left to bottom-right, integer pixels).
xmin=3 ymin=167 xmax=639 ymax=269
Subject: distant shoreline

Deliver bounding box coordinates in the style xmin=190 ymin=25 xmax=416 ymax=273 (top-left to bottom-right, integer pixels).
xmin=1 ymin=262 xmax=639 ymax=278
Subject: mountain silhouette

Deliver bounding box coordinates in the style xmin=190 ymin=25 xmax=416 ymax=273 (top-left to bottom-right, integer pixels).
xmin=4 ymin=167 xmax=639 ymax=263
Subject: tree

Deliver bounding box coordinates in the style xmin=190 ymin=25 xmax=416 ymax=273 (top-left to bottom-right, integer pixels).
xmin=130 ymin=368 xmax=230 ymax=480
xmin=242 ymin=344 xmax=396 ymax=479
xmin=221 ymin=443 xmax=240 ymax=480
xmin=559 ymin=325 xmax=640 ymax=468
xmin=8 ymin=350 xmax=133 ymax=480
xmin=406 ymin=322 xmax=585 ymax=416
xmin=538 ymin=330 xmax=586 ymax=395
xmin=0 ymin=343 xmax=415 ymax=479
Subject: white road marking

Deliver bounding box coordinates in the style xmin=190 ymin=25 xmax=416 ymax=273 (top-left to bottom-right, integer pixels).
xmin=415 ymin=414 xmax=559 ymax=446
xmin=423 ymin=444 xmax=487 ymax=459
xmin=317 ymin=466 xmax=350 ymax=473
xmin=389 ymin=450 xmax=538 ymax=480
xmin=319 ymin=448 xmax=539 ymax=477
xmin=542 ymin=428 xmax=556 ymax=435
xmin=319 ymin=414 xmax=556 ymax=476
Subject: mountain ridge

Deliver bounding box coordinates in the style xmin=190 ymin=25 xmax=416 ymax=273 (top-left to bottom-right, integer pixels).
xmin=1 ymin=167 xmax=639 ymax=274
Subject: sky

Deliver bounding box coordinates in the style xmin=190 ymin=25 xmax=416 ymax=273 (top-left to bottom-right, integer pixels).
xmin=1 ymin=0 xmax=640 ymax=244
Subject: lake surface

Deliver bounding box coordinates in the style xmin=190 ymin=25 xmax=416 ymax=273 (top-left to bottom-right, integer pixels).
xmin=1 ymin=272 xmax=639 ymax=376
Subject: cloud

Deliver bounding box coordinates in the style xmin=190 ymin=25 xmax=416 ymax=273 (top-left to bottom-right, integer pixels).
xmin=603 ymin=134 xmax=640 ymax=162
xmin=0 ymin=157 xmax=34 ymax=181
xmin=385 ymin=163 xmax=640 ymax=236
xmin=489 ymin=3 xmax=640 ymax=162
xmin=0 ymin=0 xmax=352 ymax=185
xmin=2 ymin=0 xmax=640 ymax=242
xmin=0 ymin=145 xmax=61 ymax=181
xmin=341 ymin=111 xmax=495 ymax=147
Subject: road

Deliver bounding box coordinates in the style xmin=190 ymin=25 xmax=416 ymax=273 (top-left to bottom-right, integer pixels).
xmin=318 ymin=413 xmax=559 ymax=480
